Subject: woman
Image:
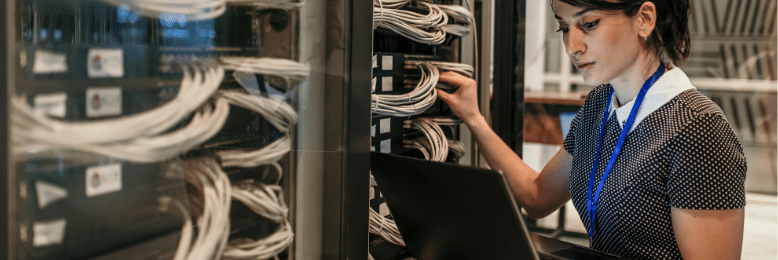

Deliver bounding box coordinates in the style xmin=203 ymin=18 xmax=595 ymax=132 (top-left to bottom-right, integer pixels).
xmin=436 ymin=0 xmax=746 ymax=259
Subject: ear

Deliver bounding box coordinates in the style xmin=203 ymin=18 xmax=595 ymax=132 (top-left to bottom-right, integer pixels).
xmin=636 ymin=1 xmax=657 ymax=39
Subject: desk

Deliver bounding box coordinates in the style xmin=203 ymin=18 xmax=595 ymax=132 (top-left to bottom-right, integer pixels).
xmin=531 ymin=233 xmax=629 ymax=260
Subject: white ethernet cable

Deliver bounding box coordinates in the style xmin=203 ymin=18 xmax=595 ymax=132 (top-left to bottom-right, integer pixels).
xmin=219 ymin=57 xmax=310 ymax=85
xmin=404 ymin=118 xmax=448 ymax=162
xmin=374 ymin=0 xmax=410 ymax=9
xmin=222 ymin=220 xmax=294 ymax=260
xmin=225 ymin=0 xmax=304 ymax=9
xmin=404 ymin=137 xmax=432 ymax=161
xmin=369 ymin=207 xmax=405 ymax=247
xmin=223 ymin=180 xmax=294 ymax=260
xmin=448 ymin=140 xmax=465 ymax=160
xmin=14 ymin=97 xmax=231 ymax=163
xmin=427 ymin=61 xmax=474 ymax=78
xmin=12 ymin=64 xmax=224 ymax=145
xmin=373 ymin=1 xmax=448 ymax=45
xmin=431 ymin=117 xmax=464 ymax=125
xmin=100 ymin=0 xmax=227 ymax=21
xmin=176 ymin=157 xmax=232 ymax=260
xmin=372 ymin=62 xmax=439 ymax=117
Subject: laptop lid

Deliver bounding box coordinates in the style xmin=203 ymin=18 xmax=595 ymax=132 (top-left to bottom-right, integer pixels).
xmin=370 ymin=152 xmax=541 ymax=260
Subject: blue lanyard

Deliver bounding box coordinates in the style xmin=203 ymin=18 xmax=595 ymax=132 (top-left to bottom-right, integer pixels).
xmin=587 ymin=62 xmax=665 ymax=237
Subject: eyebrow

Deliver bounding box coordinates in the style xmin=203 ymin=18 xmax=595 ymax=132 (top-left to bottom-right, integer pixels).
xmin=554 ymin=8 xmax=591 ymax=20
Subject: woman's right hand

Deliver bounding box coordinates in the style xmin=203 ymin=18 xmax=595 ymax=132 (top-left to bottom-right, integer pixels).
xmin=436 ymin=71 xmax=482 ymax=124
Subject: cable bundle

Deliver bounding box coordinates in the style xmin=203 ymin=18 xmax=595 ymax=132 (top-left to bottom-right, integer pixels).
xmin=176 ymin=157 xmax=232 ymax=260
xmin=374 ymin=0 xmax=474 ymax=43
xmin=404 ymin=118 xmax=448 ymax=162
xmin=369 ymin=207 xmax=406 ymax=247
xmin=373 ymin=1 xmax=448 ymax=45
xmin=223 ymin=180 xmax=294 ymax=260
xmin=428 ymin=61 xmax=474 ymax=78
xmin=225 ymin=0 xmax=304 ymax=9
xmin=219 ymin=57 xmax=310 ymax=85
xmin=100 ymin=0 xmax=227 ymax=21
xmin=448 ymin=140 xmax=465 ymax=160
xmin=12 ymin=64 xmax=226 ymax=162
xmin=372 ymin=62 xmax=439 ymax=117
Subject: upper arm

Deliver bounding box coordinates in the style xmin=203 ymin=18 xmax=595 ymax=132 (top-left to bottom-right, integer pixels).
xmin=671 ymin=207 xmax=744 ymax=260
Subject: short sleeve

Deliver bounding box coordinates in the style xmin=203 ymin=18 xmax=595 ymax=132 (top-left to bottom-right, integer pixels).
xmin=668 ymin=113 xmax=747 ymax=209
xmin=563 ymin=111 xmax=581 ymax=156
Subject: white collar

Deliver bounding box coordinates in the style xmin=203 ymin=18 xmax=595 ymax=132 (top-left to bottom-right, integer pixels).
xmin=608 ymin=67 xmax=696 ymax=133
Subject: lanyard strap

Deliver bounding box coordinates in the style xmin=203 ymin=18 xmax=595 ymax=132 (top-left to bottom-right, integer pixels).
xmin=587 ymin=62 xmax=665 ymax=237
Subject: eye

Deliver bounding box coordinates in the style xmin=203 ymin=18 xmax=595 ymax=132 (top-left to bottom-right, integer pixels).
xmin=556 ymin=27 xmax=569 ymax=33
xmin=582 ymin=20 xmax=599 ymax=29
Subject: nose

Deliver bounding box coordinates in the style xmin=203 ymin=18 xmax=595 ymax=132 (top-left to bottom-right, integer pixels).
xmin=565 ymin=29 xmax=586 ymax=59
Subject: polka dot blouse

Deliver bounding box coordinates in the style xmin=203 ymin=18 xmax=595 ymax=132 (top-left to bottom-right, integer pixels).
xmin=563 ymin=69 xmax=747 ymax=259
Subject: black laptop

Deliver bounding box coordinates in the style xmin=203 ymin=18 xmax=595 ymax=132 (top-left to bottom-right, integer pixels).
xmin=370 ymin=152 xmax=627 ymax=260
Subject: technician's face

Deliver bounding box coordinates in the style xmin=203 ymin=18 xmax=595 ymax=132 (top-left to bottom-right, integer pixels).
xmin=553 ymin=1 xmax=641 ymax=86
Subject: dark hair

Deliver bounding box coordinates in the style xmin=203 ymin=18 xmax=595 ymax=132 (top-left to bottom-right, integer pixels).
xmin=554 ymin=0 xmax=690 ymax=65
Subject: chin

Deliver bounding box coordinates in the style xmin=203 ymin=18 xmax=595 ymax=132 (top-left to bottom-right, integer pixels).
xmin=581 ymin=74 xmax=607 ymax=87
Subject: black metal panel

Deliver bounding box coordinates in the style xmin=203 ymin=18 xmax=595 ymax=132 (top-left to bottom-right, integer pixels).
xmin=1 ymin=0 xmax=11 ymax=259
xmin=322 ymin=0 xmax=371 ymax=259
xmin=492 ymin=0 xmax=526 ymax=156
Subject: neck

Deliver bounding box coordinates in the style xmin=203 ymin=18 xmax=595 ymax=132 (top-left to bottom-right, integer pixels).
xmin=609 ymin=53 xmax=663 ymax=106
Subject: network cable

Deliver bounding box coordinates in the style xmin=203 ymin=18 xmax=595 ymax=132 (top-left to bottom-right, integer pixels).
xmin=369 ymin=207 xmax=405 ymax=247
xmin=100 ymin=0 xmax=227 ymax=21
xmin=175 ymin=157 xmax=232 ymax=260
xmin=223 ymin=180 xmax=294 ymax=259
xmin=404 ymin=118 xmax=448 ymax=162
xmin=12 ymin=64 xmax=224 ymax=145
xmin=225 ymin=0 xmax=304 ymax=9
xmin=371 ymin=62 xmax=439 ymax=117
xmin=219 ymin=57 xmax=310 ymax=86
xmin=373 ymin=1 xmax=448 ymax=45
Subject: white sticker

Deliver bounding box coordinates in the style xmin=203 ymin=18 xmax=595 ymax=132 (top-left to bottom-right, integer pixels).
xmin=370 ymin=146 xmax=376 ymax=152
xmin=35 ymin=180 xmax=68 ymax=208
xmin=380 ymin=139 xmax=391 ymax=153
xmin=371 ymin=77 xmax=376 ymax=93
xmin=33 ymin=219 xmax=67 ymax=247
xmin=32 ymin=50 xmax=67 ymax=74
xmin=86 ymin=87 xmax=122 ymax=118
xmin=380 ymin=118 xmax=391 ymax=134
xmin=382 ymin=76 xmax=393 ymax=92
xmin=87 ymin=48 xmax=124 ymax=78
xmin=382 ymin=55 xmax=393 ymax=71
xmin=85 ymin=164 xmax=122 ymax=197
xmin=372 ymin=55 xmax=378 ymax=68
xmin=33 ymin=93 xmax=67 ymax=118
xmin=379 ymin=202 xmax=391 ymax=216
xmin=371 ymin=125 xmax=376 ymax=137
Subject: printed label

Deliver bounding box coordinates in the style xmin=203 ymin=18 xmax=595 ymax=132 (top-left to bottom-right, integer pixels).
xmin=85 ymin=164 xmax=122 ymax=197
xmin=371 ymin=125 xmax=376 ymax=137
xmin=35 ymin=180 xmax=68 ymax=208
xmin=371 ymin=77 xmax=376 ymax=93
xmin=32 ymin=219 xmax=67 ymax=247
xmin=85 ymin=87 xmax=122 ymax=118
xmin=382 ymin=76 xmax=393 ymax=92
xmin=380 ymin=139 xmax=391 ymax=153
xmin=34 ymin=93 xmax=67 ymax=118
xmin=379 ymin=118 xmax=391 ymax=134
xmin=32 ymin=50 xmax=67 ymax=74
xmin=370 ymin=146 xmax=376 ymax=152
xmin=382 ymin=55 xmax=393 ymax=71
xmin=372 ymin=55 xmax=378 ymax=68
xmin=87 ymin=48 xmax=124 ymax=78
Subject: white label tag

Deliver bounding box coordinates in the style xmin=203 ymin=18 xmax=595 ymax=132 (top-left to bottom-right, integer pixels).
xmin=382 ymin=76 xmax=393 ymax=92
xmin=371 ymin=125 xmax=376 ymax=137
xmin=380 ymin=139 xmax=391 ymax=153
xmin=382 ymin=55 xmax=393 ymax=71
xmin=34 ymin=93 xmax=67 ymax=118
xmin=87 ymin=48 xmax=124 ymax=78
xmin=86 ymin=87 xmax=122 ymax=118
xmin=370 ymin=146 xmax=376 ymax=152
xmin=85 ymin=164 xmax=122 ymax=197
xmin=371 ymin=77 xmax=377 ymax=93
xmin=372 ymin=55 xmax=378 ymax=68
xmin=35 ymin=181 xmax=68 ymax=208
xmin=380 ymin=118 xmax=391 ymax=134
xmin=33 ymin=219 xmax=67 ymax=247
xmin=379 ymin=202 xmax=391 ymax=216
xmin=32 ymin=50 xmax=67 ymax=74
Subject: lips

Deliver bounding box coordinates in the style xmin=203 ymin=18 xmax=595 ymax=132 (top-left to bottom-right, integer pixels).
xmin=576 ymin=62 xmax=594 ymax=69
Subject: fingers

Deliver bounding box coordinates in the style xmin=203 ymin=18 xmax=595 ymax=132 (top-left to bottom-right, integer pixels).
xmin=435 ymin=88 xmax=452 ymax=102
xmin=438 ymin=71 xmax=475 ymax=89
